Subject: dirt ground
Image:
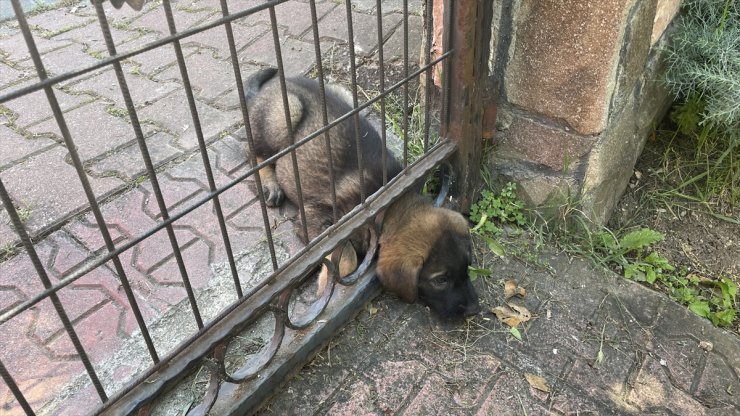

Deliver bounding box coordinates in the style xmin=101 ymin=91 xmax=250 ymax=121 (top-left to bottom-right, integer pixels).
xmin=609 ymin=132 xmax=739 ymax=287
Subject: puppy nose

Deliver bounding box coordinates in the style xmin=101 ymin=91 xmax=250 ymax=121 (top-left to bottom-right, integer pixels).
xmin=464 ymin=301 xmax=481 ymax=317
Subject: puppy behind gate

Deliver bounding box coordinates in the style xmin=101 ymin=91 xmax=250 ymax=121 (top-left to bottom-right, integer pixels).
xmin=244 ymin=68 xmax=480 ymax=318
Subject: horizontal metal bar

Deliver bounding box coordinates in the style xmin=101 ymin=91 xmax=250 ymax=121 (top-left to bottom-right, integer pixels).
xmin=0 ymin=0 xmax=291 ymax=105
xmin=95 ymin=140 xmax=458 ymax=415
xmin=0 ymin=50 xmax=453 ymax=327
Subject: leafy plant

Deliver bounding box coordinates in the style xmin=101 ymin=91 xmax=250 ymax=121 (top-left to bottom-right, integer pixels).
xmin=589 ymin=227 xmax=737 ymax=327
xmin=470 ymin=182 xmax=526 ymax=237
xmin=659 ymin=0 xmax=739 ymax=207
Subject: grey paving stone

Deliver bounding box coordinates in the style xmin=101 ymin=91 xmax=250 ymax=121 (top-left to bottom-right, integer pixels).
xmin=40 ymin=42 xmax=101 ymax=76
xmin=239 ymin=31 xmax=332 ymax=76
xmin=27 ymin=101 xmax=137 ymax=161
xmin=1 ymin=86 xmax=93 ymax=128
xmin=315 ymin=6 xmax=402 ymax=55
xmin=154 ymin=49 xmax=241 ymax=101
xmin=183 ymin=19 xmax=269 ymax=59
xmin=0 ymin=146 xmax=124 ymax=242
xmin=66 ymin=66 xmax=179 ymax=109
xmin=88 ymin=131 xmax=182 ymax=180
xmin=382 ymin=14 xmax=423 ymax=64
xmin=26 ymin=7 xmax=95 ymax=36
xmin=137 ymin=88 xmax=240 ymax=150
xmin=0 ymin=124 xmax=56 ymax=169
xmin=0 ymin=30 xmax=72 ymax=63
xmin=242 ymin=0 xmax=337 ymax=38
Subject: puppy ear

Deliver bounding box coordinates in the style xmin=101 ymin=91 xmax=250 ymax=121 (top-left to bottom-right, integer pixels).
xmin=377 ymin=254 xmax=423 ymax=303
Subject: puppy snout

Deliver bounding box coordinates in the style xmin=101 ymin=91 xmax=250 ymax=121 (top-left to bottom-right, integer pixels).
xmin=464 ymin=300 xmax=481 ymax=317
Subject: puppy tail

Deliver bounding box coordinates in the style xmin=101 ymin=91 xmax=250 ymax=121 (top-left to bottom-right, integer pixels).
xmin=244 ymin=67 xmax=278 ymax=101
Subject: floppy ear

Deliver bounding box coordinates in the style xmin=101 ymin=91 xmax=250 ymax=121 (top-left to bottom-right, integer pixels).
xmin=376 ymin=253 xmax=423 ymax=303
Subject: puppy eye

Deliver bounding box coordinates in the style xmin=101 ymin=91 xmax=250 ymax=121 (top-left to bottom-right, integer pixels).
xmin=431 ymin=274 xmax=449 ymax=288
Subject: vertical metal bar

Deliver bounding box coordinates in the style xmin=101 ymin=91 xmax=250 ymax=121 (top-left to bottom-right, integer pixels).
xmin=308 ymin=0 xmax=338 ymax=222
xmin=402 ymin=0 xmax=410 ymax=166
xmin=218 ymin=1 xmax=278 ymax=271
xmin=375 ymin=0 xmax=388 ymax=185
xmin=92 ymin=1 xmax=204 ymax=329
xmin=11 ymin=0 xmax=161 ymax=365
xmin=423 ymin=0 xmax=434 ymax=152
xmin=0 ymin=359 xmax=35 ymax=416
xmin=440 ymin=0 xmax=452 ymax=136
xmin=343 ymin=0 xmax=366 ymax=202
xmin=443 ymin=0 xmax=492 ymax=211
xmin=268 ymin=2 xmax=310 ymax=242
xmin=0 ymin=177 xmax=107 ymax=401
xmin=159 ymin=0 xmax=243 ymax=298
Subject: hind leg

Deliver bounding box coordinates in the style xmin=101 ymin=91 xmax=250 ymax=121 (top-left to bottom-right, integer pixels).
xmin=255 ymin=156 xmax=285 ymax=207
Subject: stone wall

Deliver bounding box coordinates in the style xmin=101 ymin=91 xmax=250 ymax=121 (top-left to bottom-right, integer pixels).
xmin=486 ymin=0 xmax=681 ymax=224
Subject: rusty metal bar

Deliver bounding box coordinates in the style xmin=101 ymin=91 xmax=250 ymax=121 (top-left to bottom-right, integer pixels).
xmin=375 ymin=0 xmax=389 ymax=185
xmin=159 ymin=0 xmax=244 ymax=298
xmin=95 ymin=140 xmax=458 ymax=414
xmin=308 ymin=0 xmax=339 ymax=222
xmin=443 ymin=0 xmax=493 ymax=211
xmin=0 ymin=50 xmax=453 ymax=328
xmin=218 ymin=0 xmax=279 ymax=272
xmin=0 ymin=357 xmax=35 ymax=415
xmin=343 ymin=0 xmax=367 ymax=202
xmin=0 ymin=0 xmax=293 ymax=105
xmin=268 ymin=1 xmax=310 ymax=243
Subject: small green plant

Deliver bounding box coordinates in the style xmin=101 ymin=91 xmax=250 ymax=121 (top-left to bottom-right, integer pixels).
xmin=1 ymin=243 xmax=17 ymax=260
xmin=590 ymin=227 xmax=738 ymax=327
xmin=470 ymin=182 xmax=526 ymax=237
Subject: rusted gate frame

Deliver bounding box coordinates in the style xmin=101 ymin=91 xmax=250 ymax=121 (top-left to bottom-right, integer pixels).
xmin=0 ymin=0 xmax=490 ymax=414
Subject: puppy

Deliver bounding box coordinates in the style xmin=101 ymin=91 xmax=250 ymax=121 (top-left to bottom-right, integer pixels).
xmin=244 ymin=68 xmax=480 ymax=318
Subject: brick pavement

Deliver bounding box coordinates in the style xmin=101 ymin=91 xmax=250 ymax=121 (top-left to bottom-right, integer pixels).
xmin=0 ymin=1 xmax=420 ymax=414
xmin=259 ymin=251 xmax=740 ymax=415
xmin=2 ymin=1 xmax=737 ymax=416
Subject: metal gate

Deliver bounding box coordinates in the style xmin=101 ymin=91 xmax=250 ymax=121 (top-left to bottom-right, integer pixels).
xmin=0 ymin=0 xmax=490 ymax=414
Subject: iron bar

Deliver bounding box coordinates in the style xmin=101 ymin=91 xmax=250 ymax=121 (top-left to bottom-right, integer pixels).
xmin=96 ymin=139 xmax=458 ymax=415
xmin=0 ymin=358 xmax=35 ymax=415
xmin=308 ymin=0 xmax=339 ymax=222
xmin=93 ymin=0 xmax=204 ymax=330
xmin=423 ymin=0 xmax=434 ymax=152
xmin=1 ymin=175 xmax=107 ymax=402
xmin=160 ymin=0 xmax=243 ymax=298
xmin=218 ymin=0 xmax=279 ymax=272
xmin=268 ymin=1 xmax=310 ymax=243
xmin=343 ymin=0 xmax=367 ymax=202
xmin=376 ymin=0 xmax=388 ymax=185
xmin=0 ymin=50 xmax=453 ymax=328
xmin=0 ymin=0 xmax=296 ymax=105
xmin=403 ymin=0 xmax=410 ymax=166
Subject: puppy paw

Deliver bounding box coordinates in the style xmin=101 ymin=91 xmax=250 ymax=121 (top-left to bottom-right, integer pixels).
xmin=262 ymin=183 xmax=285 ymax=207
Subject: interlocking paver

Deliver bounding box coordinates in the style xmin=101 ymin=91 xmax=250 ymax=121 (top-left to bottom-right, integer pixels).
xmin=154 ymin=48 xmax=244 ymax=101
xmin=2 ymin=3 xmax=739 ymax=416
xmin=317 ymin=6 xmax=402 ymax=55
xmin=0 ymin=124 xmax=56 ymax=169
xmin=27 ymin=101 xmax=138 ymax=160
xmin=0 ymin=30 xmax=72 ymax=63
xmin=239 ymin=30 xmax=329 ymax=76
xmin=40 ymin=42 xmax=101 ymax=76
xmin=88 ymin=132 xmax=182 ymax=180
xmin=66 ymin=66 xmax=180 ymax=109
xmin=2 ymin=87 xmax=93 ymax=128
xmin=137 ymin=87 xmax=240 ymax=150
xmin=0 ymin=146 xmax=124 ymax=243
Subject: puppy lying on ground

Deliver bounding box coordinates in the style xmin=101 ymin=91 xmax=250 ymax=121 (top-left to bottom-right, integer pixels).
xmin=244 ymin=68 xmax=480 ymax=318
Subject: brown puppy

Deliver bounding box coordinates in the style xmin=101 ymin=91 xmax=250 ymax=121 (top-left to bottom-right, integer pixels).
xmin=245 ymin=68 xmax=480 ymax=318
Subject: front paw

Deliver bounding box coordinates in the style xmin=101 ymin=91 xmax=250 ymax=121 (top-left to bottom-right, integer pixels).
xmin=262 ymin=183 xmax=285 ymax=207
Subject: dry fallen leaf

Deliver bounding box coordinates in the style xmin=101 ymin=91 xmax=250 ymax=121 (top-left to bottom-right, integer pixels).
xmin=491 ymin=303 xmax=531 ymax=327
xmin=504 ymin=280 xmax=526 ymax=299
xmin=524 ymin=373 xmax=551 ymax=393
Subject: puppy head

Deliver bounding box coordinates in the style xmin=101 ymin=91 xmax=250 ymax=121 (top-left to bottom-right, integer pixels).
xmin=377 ymin=207 xmax=481 ymax=319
